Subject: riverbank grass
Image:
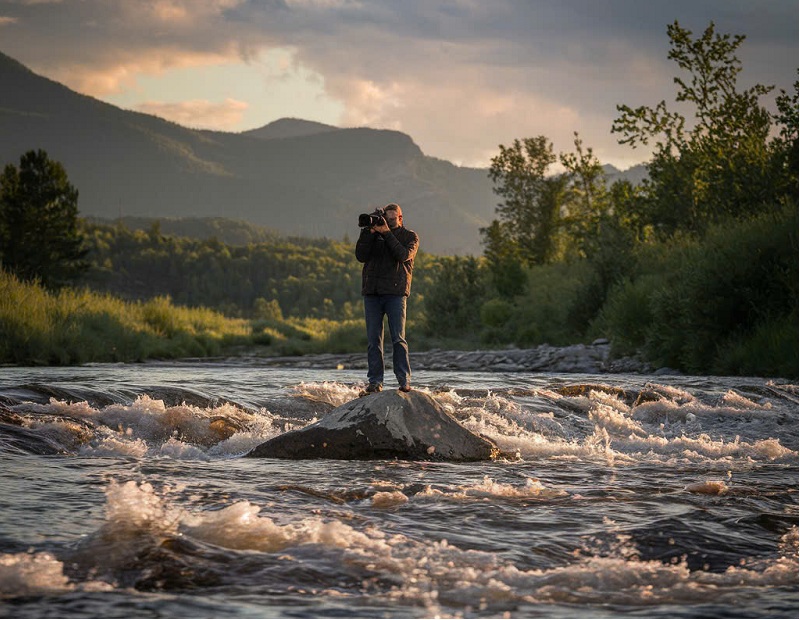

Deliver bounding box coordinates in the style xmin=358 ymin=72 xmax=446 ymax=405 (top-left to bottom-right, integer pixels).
xmin=0 ymin=271 xmax=252 ymax=365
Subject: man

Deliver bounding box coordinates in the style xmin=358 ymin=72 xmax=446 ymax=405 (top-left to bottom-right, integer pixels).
xmin=355 ymin=203 xmax=419 ymax=393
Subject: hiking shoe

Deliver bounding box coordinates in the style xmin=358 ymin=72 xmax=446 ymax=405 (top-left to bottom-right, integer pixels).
xmin=365 ymin=383 xmax=383 ymax=393
xmin=398 ymin=384 xmax=411 ymax=393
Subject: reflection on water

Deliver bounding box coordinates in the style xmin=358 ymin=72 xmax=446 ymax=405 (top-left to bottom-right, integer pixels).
xmin=0 ymin=362 xmax=797 ymax=618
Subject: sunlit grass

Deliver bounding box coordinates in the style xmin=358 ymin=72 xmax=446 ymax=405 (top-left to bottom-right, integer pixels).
xmin=0 ymin=271 xmax=252 ymax=365
xmin=250 ymin=317 xmax=366 ymax=356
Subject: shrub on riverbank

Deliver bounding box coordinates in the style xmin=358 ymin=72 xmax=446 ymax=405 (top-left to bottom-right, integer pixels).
xmin=418 ymin=204 xmax=797 ymax=378
xmin=595 ymin=204 xmax=798 ymax=377
xmin=0 ymin=271 xmax=251 ymax=365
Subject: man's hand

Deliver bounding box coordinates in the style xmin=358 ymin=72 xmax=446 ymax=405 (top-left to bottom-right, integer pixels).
xmin=371 ymin=221 xmax=390 ymax=234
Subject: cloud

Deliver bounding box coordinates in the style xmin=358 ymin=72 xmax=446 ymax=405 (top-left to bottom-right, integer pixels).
xmin=0 ymin=16 xmax=18 ymax=25
xmin=0 ymin=0 xmax=796 ymax=167
xmin=134 ymin=98 xmax=249 ymax=130
xmin=0 ymin=0 xmax=255 ymax=94
xmin=48 ymin=50 xmax=240 ymax=96
xmin=306 ymin=29 xmax=667 ymax=166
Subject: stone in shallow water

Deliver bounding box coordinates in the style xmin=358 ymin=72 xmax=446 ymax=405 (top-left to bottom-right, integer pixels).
xmin=246 ymin=390 xmax=498 ymax=461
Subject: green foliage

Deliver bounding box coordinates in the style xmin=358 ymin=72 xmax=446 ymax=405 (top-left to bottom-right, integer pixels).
xmin=612 ymin=21 xmax=792 ymax=236
xmin=81 ymin=222 xmax=358 ymax=318
xmin=566 ymin=217 xmax=639 ymax=335
xmin=483 ymin=136 xmax=566 ymax=267
xmin=480 ymin=298 xmax=514 ymax=328
xmin=456 ymin=20 xmax=798 ymax=377
xmin=253 ymin=297 xmax=284 ymax=321
xmin=479 ymin=221 xmax=526 ymax=298
xmin=0 ymin=150 xmax=88 ymax=287
xmin=0 ymin=270 xmax=250 ymax=365
xmin=597 ymin=205 xmax=797 ymax=376
xmin=559 ymin=133 xmax=611 ymax=256
xmin=713 ymin=313 xmax=798 ymax=378
xmin=650 ymin=206 xmax=797 ymax=373
xmin=512 ymin=261 xmax=594 ymax=346
xmin=81 ymin=220 xmax=444 ymax=324
xmin=771 ymin=80 xmax=799 ymax=198
xmin=423 ymin=256 xmax=489 ymax=338
xmin=590 ymin=275 xmax=658 ymax=357
xmin=319 ymin=320 xmax=368 ymax=354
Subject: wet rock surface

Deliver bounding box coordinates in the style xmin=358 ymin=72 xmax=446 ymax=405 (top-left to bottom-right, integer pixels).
xmin=246 ymin=389 xmax=498 ymax=461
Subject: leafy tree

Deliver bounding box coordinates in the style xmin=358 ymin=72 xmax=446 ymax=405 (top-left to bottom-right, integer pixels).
xmin=606 ymin=178 xmax=651 ymax=243
xmin=612 ymin=21 xmax=792 ymax=237
xmin=253 ymin=297 xmax=283 ymax=321
xmin=771 ymin=79 xmax=799 ymax=198
xmin=483 ymin=137 xmax=566 ymax=267
xmin=0 ymin=150 xmax=87 ymax=287
xmin=423 ymin=256 xmax=489 ymax=337
xmin=559 ymin=132 xmax=610 ymax=256
xmin=480 ymin=220 xmax=526 ymax=298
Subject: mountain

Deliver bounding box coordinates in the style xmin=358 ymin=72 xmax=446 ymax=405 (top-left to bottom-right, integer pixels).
xmin=603 ymin=163 xmax=649 ymax=186
xmin=0 ymin=51 xmax=647 ymax=255
xmin=0 ymin=51 xmax=496 ymax=254
xmin=242 ymin=118 xmax=340 ymax=141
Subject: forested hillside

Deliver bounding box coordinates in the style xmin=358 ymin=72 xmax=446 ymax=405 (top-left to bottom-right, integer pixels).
xmin=80 ymin=220 xmax=444 ymax=321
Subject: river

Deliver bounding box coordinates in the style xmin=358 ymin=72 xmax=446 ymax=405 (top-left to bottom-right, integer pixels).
xmin=0 ymin=361 xmax=797 ymax=618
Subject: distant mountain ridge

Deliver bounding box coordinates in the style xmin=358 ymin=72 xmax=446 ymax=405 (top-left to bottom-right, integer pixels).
xmin=0 ymin=50 xmax=646 ymax=255
xmin=242 ymin=118 xmax=341 ymax=141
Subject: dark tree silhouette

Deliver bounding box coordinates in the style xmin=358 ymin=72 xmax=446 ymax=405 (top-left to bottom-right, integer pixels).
xmin=0 ymin=150 xmax=87 ymax=287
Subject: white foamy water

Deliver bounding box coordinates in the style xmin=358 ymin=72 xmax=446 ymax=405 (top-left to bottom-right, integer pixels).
xmin=0 ymin=362 xmax=796 ymax=618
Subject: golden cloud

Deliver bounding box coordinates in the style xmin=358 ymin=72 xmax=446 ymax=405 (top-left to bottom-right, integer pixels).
xmin=45 ymin=49 xmax=238 ymax=96
xmin=135 ymin=98 xmax=249 ymax=130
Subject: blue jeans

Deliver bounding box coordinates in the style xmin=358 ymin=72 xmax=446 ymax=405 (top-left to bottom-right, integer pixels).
xmin=364 ymin=294 xmax=410 ymax=387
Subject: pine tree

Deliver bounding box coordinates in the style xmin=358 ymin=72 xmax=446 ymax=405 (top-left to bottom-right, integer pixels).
xmin=0 ymin=150 xmax=88 ymax=287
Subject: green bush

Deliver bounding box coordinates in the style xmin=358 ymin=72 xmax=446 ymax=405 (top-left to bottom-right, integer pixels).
xmin=512 ymin=261 xmax=593 ymax=346
xmin=595 ymin=204 xmax=797 ymax=377
xmin=424 ymin=256 xmax=489 ymax=337
xmin=591 ymin=275 xmax=657 ymax=357
xmin=713 ymin=312 xmax=798 ymax=377
xmin=480 ymin=299 xmax=514 ymax=327
xmin=647 ymin=206 xmax=797 ymax=373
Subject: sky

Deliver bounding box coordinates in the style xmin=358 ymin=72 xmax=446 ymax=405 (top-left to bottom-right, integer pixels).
xmin=0 ymin=0 xmax=797 ymax=170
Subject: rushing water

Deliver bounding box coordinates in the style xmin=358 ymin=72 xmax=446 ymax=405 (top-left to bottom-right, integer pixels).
xmin=0 ymin=361 xmax=797 ymax=618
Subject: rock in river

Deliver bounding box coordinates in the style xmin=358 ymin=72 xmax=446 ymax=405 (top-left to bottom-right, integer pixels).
xmin=247 ymin=390 xmax=498 ymax=461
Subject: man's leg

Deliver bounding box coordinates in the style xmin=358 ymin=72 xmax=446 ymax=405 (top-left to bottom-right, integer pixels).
xmin=385 ymin=295 xmax=410 ymax=388
xmin=364 ymin=295 xmax=385 ymax=387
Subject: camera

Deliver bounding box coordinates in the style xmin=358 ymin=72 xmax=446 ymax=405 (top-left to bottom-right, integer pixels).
xmin=358 ymin=207 xmax=386 ymax=228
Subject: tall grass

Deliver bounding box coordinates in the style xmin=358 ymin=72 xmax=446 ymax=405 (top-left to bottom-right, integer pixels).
xmin=0 ymin=271 xmax=251 ymax=365
xmin=250 ymin=317 xmax=367 ymax=356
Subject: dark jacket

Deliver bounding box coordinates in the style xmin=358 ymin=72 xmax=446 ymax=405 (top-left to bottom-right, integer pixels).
xmin=355 ymin=226 xmax=419 ymax=296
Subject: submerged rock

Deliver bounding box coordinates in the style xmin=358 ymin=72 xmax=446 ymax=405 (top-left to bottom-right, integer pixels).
xmin=247 ymin=390 xmax=498 ymax=461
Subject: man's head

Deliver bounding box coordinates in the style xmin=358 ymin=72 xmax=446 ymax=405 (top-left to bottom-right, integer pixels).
xmin=383 ymin=203 xmax=402 ymax=229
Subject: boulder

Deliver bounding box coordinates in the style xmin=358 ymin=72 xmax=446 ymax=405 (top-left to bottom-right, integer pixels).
xmin=247 ymin=390 xmax=498 ymax=461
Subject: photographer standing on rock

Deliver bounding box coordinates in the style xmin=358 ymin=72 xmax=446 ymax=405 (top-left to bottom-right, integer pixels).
xmin=355 ymin=203 xmax=419 ymax=393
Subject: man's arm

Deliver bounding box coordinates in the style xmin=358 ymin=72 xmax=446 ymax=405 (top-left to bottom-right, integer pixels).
xmin=355 ymin=227 xmax=377 ymax=263
xmin=383 ymin=229 xmax=419 ymax=263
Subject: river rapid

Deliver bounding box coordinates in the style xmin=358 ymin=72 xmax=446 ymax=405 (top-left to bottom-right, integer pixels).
xmin=0 ymin=361 xmax=797 ymax=619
